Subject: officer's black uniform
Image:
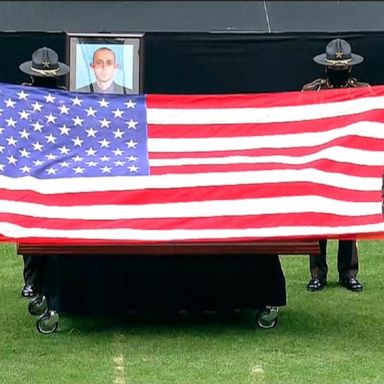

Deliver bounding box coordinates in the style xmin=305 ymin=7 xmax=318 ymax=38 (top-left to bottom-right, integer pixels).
xmin=302 ymin=39 xmax=368 ymax=292
xmin=19 ymin=47 xmax=70 ymax=298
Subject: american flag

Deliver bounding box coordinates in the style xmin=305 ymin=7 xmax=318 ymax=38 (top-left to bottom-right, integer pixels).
xmin=0 ymin=82 xmax=383 ymax=244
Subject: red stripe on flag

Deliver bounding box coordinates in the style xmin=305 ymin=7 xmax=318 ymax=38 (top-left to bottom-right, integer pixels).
xmin=2 ymin=212 xmax=382 ymax=231
xmin=0 ymin=183 xmax=378 ymax=205
xmin=146 ymin=87 xmax=378 ymax=109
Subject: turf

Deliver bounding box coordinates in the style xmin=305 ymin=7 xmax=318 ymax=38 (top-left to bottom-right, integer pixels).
xmin=0 ymin=240 xmax=383 ymax=384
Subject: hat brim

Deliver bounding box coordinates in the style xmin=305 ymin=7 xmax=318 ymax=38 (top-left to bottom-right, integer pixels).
xmin=313 ymin=53 xmax=364 ymax=66
xmin=19 ymin=61 xmax=70 ymax=77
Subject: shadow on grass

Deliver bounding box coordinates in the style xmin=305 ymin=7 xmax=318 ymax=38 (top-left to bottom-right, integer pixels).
xmin=58 ymin=309 xmax=255 ymax=334
xmin=53 ymin=304 xmax=349 ymax=338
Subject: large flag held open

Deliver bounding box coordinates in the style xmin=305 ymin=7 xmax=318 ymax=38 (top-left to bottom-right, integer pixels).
xmin=0 ymin=82 xmax=383 ymax=244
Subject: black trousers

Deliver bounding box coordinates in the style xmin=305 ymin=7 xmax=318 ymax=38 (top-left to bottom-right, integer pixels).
xmin=309 ymin=240 xmax=359 ymax=281
xmin=23 ymin=255 xmax=45 ymax=291
xmin=23 ymin=255 xmax=61 ymax=310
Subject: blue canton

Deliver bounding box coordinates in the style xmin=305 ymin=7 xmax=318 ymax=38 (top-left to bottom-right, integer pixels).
xmin=0 ymin=83 xmax=149 ymax=179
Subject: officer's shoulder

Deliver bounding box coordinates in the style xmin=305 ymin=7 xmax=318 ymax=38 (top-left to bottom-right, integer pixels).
xmin=75 ymin=84 xmax=91 ymax=93
xmin=301 ymin=78 xmax=327 ymax=91
xmin=348 ymin=78 xmax=370 ymax=88
xmin=113 ymin=82 xmax=133 ymax=95
xmin=123 ymin=86 xmax=134 ymax=95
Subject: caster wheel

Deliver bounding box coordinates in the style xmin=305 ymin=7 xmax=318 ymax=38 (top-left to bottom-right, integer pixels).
xmin=257 ymin=307 xmax=278 ymax=329
xmin=28 ymin=295 xmax=48 ymax=316
xmin=36 ymin=310 xmax=59 ymax=334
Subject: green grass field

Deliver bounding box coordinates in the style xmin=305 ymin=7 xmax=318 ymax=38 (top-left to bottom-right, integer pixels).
xmin=0 ymin=241 xmax=383 ymax=384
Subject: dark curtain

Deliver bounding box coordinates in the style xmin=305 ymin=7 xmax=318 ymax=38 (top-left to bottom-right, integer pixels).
xmin=2 ymin=31 xmax=384 ymax=93
xmin=143 ymin=32 xmax=384 ymax=94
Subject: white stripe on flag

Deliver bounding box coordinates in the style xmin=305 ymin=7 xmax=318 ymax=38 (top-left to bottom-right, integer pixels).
xmin=0 ymin=169 xmax=380 ymax=194
xmin=1 ymin=196 xmax=381 ymax=220
xmin=1 ymin=222 xmax=384 ymax=241
xmin=149 ymin=147 xmax=383 ymax=167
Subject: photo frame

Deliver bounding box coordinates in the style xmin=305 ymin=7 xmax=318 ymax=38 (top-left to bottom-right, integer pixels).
xmin=66 ymin=33 xmax=144 ymax=94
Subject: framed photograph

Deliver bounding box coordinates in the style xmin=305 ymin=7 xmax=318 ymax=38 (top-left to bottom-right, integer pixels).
xmin=66 ymin=33 xmax=144 ymax=94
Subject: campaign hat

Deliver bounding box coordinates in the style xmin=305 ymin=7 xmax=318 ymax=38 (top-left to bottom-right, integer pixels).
xmin=313 ymin=39 xmax=364 ymax=66
xmin=19 ymin=47 xmax=69 ymax=77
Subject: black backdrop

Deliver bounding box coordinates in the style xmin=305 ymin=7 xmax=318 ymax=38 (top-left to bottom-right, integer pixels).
xmin=2 ymin=31 xmax=384 ymax=94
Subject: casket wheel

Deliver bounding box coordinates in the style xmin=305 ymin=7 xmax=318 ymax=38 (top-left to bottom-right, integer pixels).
xmin=257 ymin=307 xmax=278 ymax=329
xmin=36 ymin=310 xmax=59 ymax=334
xmin=28 ymin=295 xmax=48 ymax=316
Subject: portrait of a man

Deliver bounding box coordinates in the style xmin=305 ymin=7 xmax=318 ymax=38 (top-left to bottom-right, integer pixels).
xmin=67 ymin=34 xmax=143 ymax=95
xmin=76 ymin=46 xmax=131 ymax=94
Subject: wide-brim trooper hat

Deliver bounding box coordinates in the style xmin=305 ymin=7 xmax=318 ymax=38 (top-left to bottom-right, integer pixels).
xmin=19 ymin=47 xmax=70 ymax=77
xmin=313 ymin=38 xmax=364 ymax=66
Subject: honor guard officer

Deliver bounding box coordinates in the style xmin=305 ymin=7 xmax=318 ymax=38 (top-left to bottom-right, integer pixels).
xmin=19 ymin=47 xmax=69 ymax=298
xmin=302 ymin=38 xmax=368 ymax=292
xmin=302 ymin=38 xmax=369 ymax=91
